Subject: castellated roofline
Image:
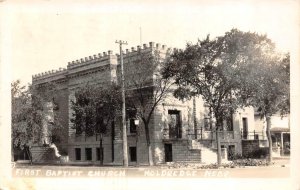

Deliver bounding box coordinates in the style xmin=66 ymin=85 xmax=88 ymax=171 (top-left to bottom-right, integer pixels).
xmin=32 ymin=41 xmax=172 ymax=81
xmin=32 ymin=67 xmax=67 ymax=81
xmin=116 ymin=42 xmax=171 ymax=57
xmin=67 ymin=50 xmax=114 ymax=69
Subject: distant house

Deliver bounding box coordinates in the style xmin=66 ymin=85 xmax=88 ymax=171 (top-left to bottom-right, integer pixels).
xmin=251 ymin=111 xmax=290 ymax=157
xmin=31 ymin=42 xmax=258 ymax=165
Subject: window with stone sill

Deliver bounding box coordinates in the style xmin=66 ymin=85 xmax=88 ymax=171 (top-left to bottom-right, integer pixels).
xmin=129 ymin=118 xmax=137 ymax=134
xmin=224 ymin=114 xmax=234 ymax=131
xmin=204 ymin=117 xmax=212 ymax=131
xmin=168 ymin=110 xmax=182 ymax=139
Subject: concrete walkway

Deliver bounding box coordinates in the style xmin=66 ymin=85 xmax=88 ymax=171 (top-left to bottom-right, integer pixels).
xmin=272 ymin=156 xmax=290 ymax=167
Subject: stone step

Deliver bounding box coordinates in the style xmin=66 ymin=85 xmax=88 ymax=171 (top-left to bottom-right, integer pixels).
xmin=31 ymin=146 xmax=60 ymax=163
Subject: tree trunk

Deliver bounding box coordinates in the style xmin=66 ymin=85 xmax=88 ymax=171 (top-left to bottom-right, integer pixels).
xmin=193 ymin=97 xmax=197 ymax=139
xmin=215 ymin=119 xmax=222 ymax=166
xmin=100 ymin=135 xmax=103 ymax=166
xmin=266 ymin=115 xmax=272 ymax=163
xmin=216 ymin=129 xmax=222 ymax=166
xmin=25 ymin=146 xmax=33 ymax=165
xmin=136 ymin=132 xmax=140 ymax=166
xmin=144 ymin=122 xmax=154 ymax=166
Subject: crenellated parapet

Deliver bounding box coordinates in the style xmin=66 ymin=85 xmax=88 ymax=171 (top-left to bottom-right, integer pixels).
xmin=32 ymin=42 xmax=174 ymax=84
xmin=67 ymin=50 xmax=115 ymax=69
xmin=32 ymin=67 xmax=67 ymax=82
xmin=118 ymin=42 xmax=172 ymax=59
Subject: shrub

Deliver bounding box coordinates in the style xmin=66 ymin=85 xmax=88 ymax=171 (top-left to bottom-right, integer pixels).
xmin=228 ymin=153 xmax=244 ymax=160
xmin=232 ymin=159 xmax=273 ymax=166
xmin=243 ymin=148 xmax=269 ymax=159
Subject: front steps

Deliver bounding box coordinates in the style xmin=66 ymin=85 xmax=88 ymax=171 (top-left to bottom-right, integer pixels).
xmin=31 ymin=145 xmax=61 ymax=164
xmin=188 ymin=139 xmax=228 ymax=164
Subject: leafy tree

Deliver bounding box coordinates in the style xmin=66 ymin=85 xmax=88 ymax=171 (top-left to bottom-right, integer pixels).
xmin=241 ymin=53 xmax=290 ymax=163
xmin=11 ymin=80 xmax=34 ymax=162
xmin=71 ymin=83 xmax=121 ymax=165
xmin=162 ymin=29 xmax=280 ymax=165
xmin=11 ymin=80 xmax=60 ymax=163
xmin=125 ymin=50 xmax=173 ymax=166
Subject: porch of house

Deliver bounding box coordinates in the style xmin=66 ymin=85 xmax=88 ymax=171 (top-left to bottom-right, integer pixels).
xmin=270 ymin=127 xmax=290 ymax=157
xmin=240 ymin=128 xmax=290 ymax=158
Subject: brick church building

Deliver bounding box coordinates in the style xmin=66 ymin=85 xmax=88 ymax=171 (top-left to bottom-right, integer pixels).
xmin=31 ymin=42 xmax=256 ymax=165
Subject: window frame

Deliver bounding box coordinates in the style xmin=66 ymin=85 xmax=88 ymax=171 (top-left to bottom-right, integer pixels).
xmin=168 ymin=110 xmax=182 ymax=139
xmin=75 ymin=148 xmax=81 ymax=161
xmin=85 ymin=148 xmax=92 ymax=161
xmin=129 ymin=147 xmax=137 ymax=162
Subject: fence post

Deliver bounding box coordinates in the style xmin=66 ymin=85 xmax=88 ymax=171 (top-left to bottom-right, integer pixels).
xmin=254 ymin=130 xmax=256 ymax=140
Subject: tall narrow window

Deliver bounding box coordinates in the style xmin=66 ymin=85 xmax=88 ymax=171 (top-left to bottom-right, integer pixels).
xmin=168 ymin=110 xmax=182 ymax=139
xmin=225 ymin=113 xmax=234 ymax=131
xmin=75 ymin=148 xmax=81 ymax=161
xmin=204 ymin=117 xmax=211 ymax=131
xmin=127 ymin=109 xmax=137 ymax=134
xmin=85 ymin=148 xmax=92 ymax=161
xmin=129 ymin=118 xmax=137 ymax=133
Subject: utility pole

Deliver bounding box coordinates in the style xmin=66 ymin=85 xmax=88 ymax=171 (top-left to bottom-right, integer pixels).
xmin=139 ymin=27 xmax=142 ymax=46
xmin=115 ymin=40 xmax=128 ymax=167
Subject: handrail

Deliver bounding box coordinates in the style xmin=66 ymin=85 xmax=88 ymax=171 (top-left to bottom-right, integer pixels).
xmin=163 ymin=127 xmax=266 ymax=141
xmin=241 ymin=130 xmax=266 ymax=140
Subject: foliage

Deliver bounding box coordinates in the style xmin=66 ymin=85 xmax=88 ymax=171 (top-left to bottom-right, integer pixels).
xmin=70 ymin=83 xmax=121 ymax=136
xmin=163 ymin=29 xmax=278 ymax=126
xmin=162 ymin=29 xmax=287 ymax=165
xmin=232 ymin=159 xmax=273 ymax=167
xmin=245 ymin=148 xmax=269 ymax=159
xmin=238 ymin=46 xmax=289 ymax=163
xmin=11 ymin=80 xmax=60 ymax=148
xmin=240 ymin=53 xmax=290 ymax=118
xmin=229 ymin=149 xmax=269 ymax=160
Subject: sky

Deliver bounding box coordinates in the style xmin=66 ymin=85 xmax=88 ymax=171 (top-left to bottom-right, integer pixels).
xmin=0 ymin=0 xmax=299 ymax=85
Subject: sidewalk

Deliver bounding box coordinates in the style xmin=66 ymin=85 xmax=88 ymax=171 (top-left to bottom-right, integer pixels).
xmin=272 ymin=156 xmax=290 ymax=167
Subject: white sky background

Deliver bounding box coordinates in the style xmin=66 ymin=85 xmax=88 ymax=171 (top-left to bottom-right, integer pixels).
xmin=1 ymin=0 xmax=298 ymax=85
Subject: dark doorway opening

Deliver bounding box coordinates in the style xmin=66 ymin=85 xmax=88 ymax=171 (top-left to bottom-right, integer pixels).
xmin=242 ymin=117 xmax=248 ymax=139
xmin=228 ymin=145 xmax=235 ymax=160
xmin=129 ymin=147 xmax=137 ymax=162
xmin=75 ymin=148 xmax=81 ymax=161
xmin=164 ymin=144 xmax=173 ymax=162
